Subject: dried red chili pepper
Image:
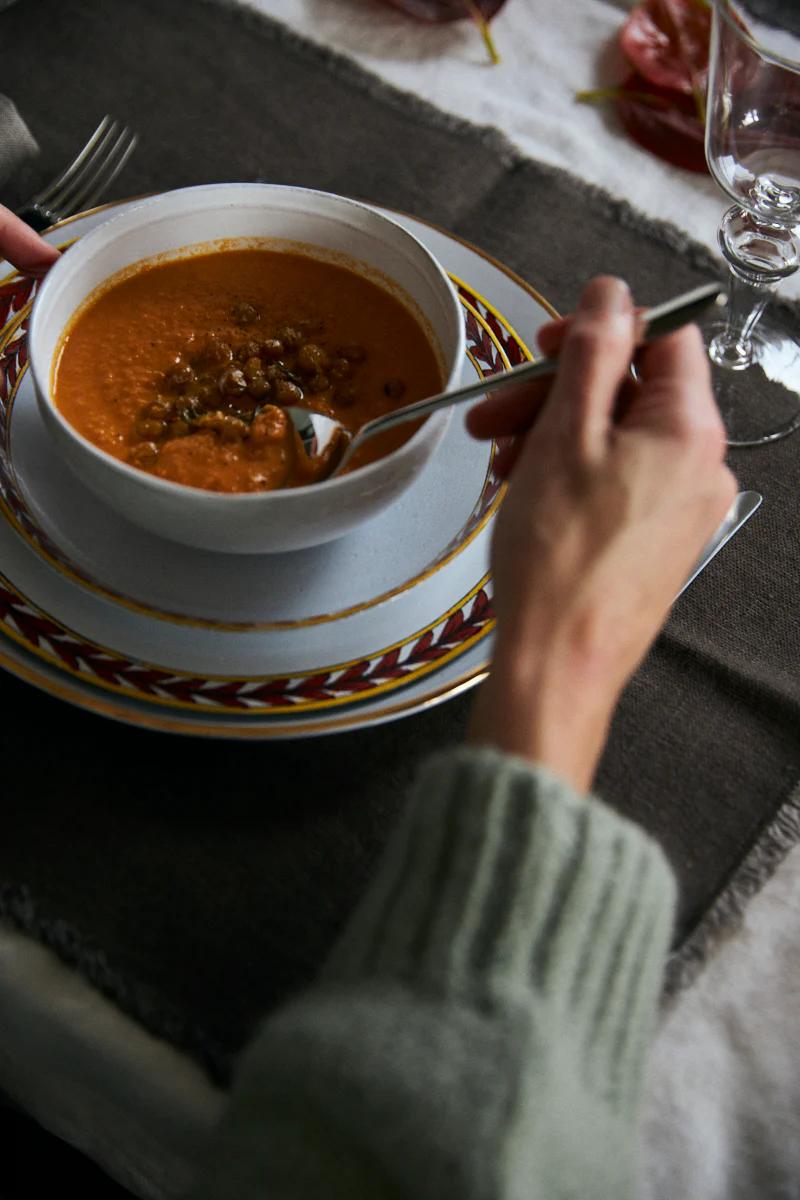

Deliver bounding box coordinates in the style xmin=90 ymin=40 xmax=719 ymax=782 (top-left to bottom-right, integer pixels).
xmin=382 ymin=0 xmax=507 ymax=63
xmin=615 ymin=72 xmax=708 ymax=173
xmin=382 ymin=1 xmax=505 ymax=19
xmin=621 ymin=0 xmax=711 ymax=101
xmin=579 ymin=0 xmax=711 ymax=173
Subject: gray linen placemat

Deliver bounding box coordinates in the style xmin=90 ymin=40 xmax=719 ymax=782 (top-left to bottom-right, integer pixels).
xmin=1 ymin=0 xmax=799 ymax=1082
xmin=0 ymin=94 xmax=36 ymax=187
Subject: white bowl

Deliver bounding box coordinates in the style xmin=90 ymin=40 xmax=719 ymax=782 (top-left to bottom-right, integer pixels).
xmin=29 ymin=184 xmax=465 ymax=554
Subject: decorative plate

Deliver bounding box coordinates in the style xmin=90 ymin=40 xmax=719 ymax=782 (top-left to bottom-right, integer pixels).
xmin=0 ymin=200 xmax=556 ymax=737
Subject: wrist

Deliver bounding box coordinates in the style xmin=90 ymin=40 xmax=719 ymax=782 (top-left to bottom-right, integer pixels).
xmin=468 ymin=635 xmax=621 ymax=793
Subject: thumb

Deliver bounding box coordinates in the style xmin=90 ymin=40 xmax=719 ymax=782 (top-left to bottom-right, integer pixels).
xmin=0 ymin=205 xmax=60 ymax=277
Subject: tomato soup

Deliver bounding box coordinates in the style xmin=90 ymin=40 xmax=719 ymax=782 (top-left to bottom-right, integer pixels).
xmin=52 ymin=247 xmax=443 ymax=492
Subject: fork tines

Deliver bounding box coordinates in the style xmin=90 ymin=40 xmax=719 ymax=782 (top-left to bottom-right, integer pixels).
xmin=25 ymin=116 xmax=138 ymax=226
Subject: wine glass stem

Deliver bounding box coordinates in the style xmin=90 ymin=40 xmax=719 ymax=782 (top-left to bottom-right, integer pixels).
xmin=711 ymin=269 xmax=771 ymax=369
xmin=709 ymin=205 xmax=799 ymax=371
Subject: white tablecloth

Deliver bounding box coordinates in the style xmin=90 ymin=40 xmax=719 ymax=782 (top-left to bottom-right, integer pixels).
xmin=260 ymin=0 xmax=721 ymax=239
xmin=2 ymin=2 xmax=799 ymax=1197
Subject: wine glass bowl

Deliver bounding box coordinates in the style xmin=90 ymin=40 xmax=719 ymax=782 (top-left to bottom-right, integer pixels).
xmin=704 ymin=0 xmax=800 ymax=445
xmin=707 ymin=15 xmax=800 ymax=226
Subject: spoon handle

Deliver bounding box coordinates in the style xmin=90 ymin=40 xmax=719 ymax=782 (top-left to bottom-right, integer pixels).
xmin=353 ymin=281 xmax=726 ymax=442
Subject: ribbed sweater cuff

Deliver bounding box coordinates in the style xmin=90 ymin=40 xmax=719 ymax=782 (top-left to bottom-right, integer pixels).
xmin=324 ymin=745 xmax=676 ymax=1091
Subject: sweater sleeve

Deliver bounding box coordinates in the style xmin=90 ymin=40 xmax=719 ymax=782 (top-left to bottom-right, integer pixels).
xmin=187 ymin=746 xmax=676 ymax=1200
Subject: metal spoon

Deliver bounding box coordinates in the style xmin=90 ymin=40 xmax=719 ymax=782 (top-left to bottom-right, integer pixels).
xmin=287 ymin=282 xmax=727 ymax=480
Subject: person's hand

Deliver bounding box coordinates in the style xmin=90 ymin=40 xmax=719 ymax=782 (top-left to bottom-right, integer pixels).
xmin=466 ymin=275 xmax=737 ymax=793
xmin=0 ymin=204 xmax=59 ymax=276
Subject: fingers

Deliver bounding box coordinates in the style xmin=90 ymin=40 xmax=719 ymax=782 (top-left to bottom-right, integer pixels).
xmin=536 ymin=317 xmax=569 ymax=358
xmin=466 ymin=316 xmax=568 ymax=442
xmin=465 ymin=379 xmax=550 ymax=440
xmin=635 ymin=322 xmax=710 ymax=390
xmin=537 ymin=277 xmax=636 ymax=458
xmin=466 ymin=315 xmax=571 ymax=442
xmin=467 ymin=280 xmax=719 ymax=473
xmin=0 ymin=205 xmax=60 ymax=276
xmin=466 ymin=311 xmax=603 ymax=443
xmin=493 ymin=438 xmax=522 ymax=479
xmin=621 ymin=324 xmax=724 ymax=449
xmin=536 ymin=302 xmax=648 ymax=364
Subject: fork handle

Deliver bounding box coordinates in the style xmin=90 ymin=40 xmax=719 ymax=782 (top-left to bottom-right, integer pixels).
xmin=351 ymin=282 xmax=728 ymax=443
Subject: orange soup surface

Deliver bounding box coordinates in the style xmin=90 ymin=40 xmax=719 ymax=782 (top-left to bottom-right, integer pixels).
xmin=53 ymin=247 xmax=444 ymax=492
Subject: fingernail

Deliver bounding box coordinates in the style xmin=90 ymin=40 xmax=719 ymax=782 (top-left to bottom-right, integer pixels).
xmin=581 ymin=276 xmax=631 ymax=314
xmin=606 ymin=278 xmax=631 ymax=312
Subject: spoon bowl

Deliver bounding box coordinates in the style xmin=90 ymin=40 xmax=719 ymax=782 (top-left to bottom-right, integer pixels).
xmin=287 ymin=408 xmax=350 ymax=469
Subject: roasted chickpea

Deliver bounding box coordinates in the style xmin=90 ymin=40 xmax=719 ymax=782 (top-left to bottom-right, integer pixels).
xmin=232 ymin=301 xmax=260 ymax=325
xmin=165 ymin=419 xmax=191 ymax=439
xmin=145 ymin=398 xmax=174 ymax=420
xmin=196 ymin=333 xmax=233 ymax=368
xmin=243 ymin=356 xmax=264 ymax=382
xmin=296 ymin=343 xmax=328 ymax=375
xmin=308 ymin=373 xmax=330 ymax=394
xmin=236 ymin=339 xmax=261 ymax=362
xmin=246 ymin=373 xmax=270 ymax=399
xmin=250 ymin=405 xmax=289 ymax=445
xmin=273 ymin=379 xmax=304 ymax=406
xmin=194 ymin=380 xmax=219 ymax=406
xmin=219 ymin=366 xmax=248 ymax=396
xmin=278 ymin=326 xmax=303 ymax=350
xmin=197 ymin=411 xmax=249 ymax=442
xmin=329 ymin=358 xmax=352 ymax=381
xmin=128 ymin=442 xmax=159 ymax=467
xmin=181 ymin=394 xmax=201 ymax=418
xmin=136 ymin=415 xmax=167 ymax=440
xmin=232 ymin=396 xmax=259 ymax=419
xmin=165 ymin=362 xmax=195 ymax=390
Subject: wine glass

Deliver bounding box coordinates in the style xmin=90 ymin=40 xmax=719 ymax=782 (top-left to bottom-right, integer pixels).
xmin=704 ymin=0 xmax=800 ymax=446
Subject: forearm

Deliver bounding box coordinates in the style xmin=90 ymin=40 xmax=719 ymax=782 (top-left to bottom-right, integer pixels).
xmin=188 ymin=748 xmax=675 ymax=1200
xmin=468 ymin=629 xmax=625 ymax=793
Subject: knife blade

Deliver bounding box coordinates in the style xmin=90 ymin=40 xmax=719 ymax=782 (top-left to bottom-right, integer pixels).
xmin=678 ymin=490 xmax=762 ymax=597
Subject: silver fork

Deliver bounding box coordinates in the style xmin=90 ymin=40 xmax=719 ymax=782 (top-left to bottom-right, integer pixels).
xmin=15 ymin=116 xmax=138 ymax=233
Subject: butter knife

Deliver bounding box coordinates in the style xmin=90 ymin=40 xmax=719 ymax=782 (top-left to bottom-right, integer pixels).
xmin=678 ymin=490 xmax=762 ymax=597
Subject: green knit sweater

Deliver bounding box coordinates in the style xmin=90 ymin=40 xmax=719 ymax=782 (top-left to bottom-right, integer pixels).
xmin=188 ymin=746 xmax=676 ymax=1199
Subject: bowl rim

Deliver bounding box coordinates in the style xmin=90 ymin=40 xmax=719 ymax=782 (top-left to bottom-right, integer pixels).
xmin=29 ymin=182 xmax=465 ymax=504
xmin=716 ymin=0 xmax=800 ymax=75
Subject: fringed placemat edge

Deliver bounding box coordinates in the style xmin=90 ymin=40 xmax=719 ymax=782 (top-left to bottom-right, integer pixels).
xmin=202 ymin=0 xmax=520 ymax=166
xmin=663 ymin=777 xmax=800 ymax=996
xmin=0 ymin=883 xmax=235 ymax=1086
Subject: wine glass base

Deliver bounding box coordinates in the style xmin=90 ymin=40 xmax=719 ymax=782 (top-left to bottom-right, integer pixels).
xmin=701 ymin=316 xmax=800 ymax=448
